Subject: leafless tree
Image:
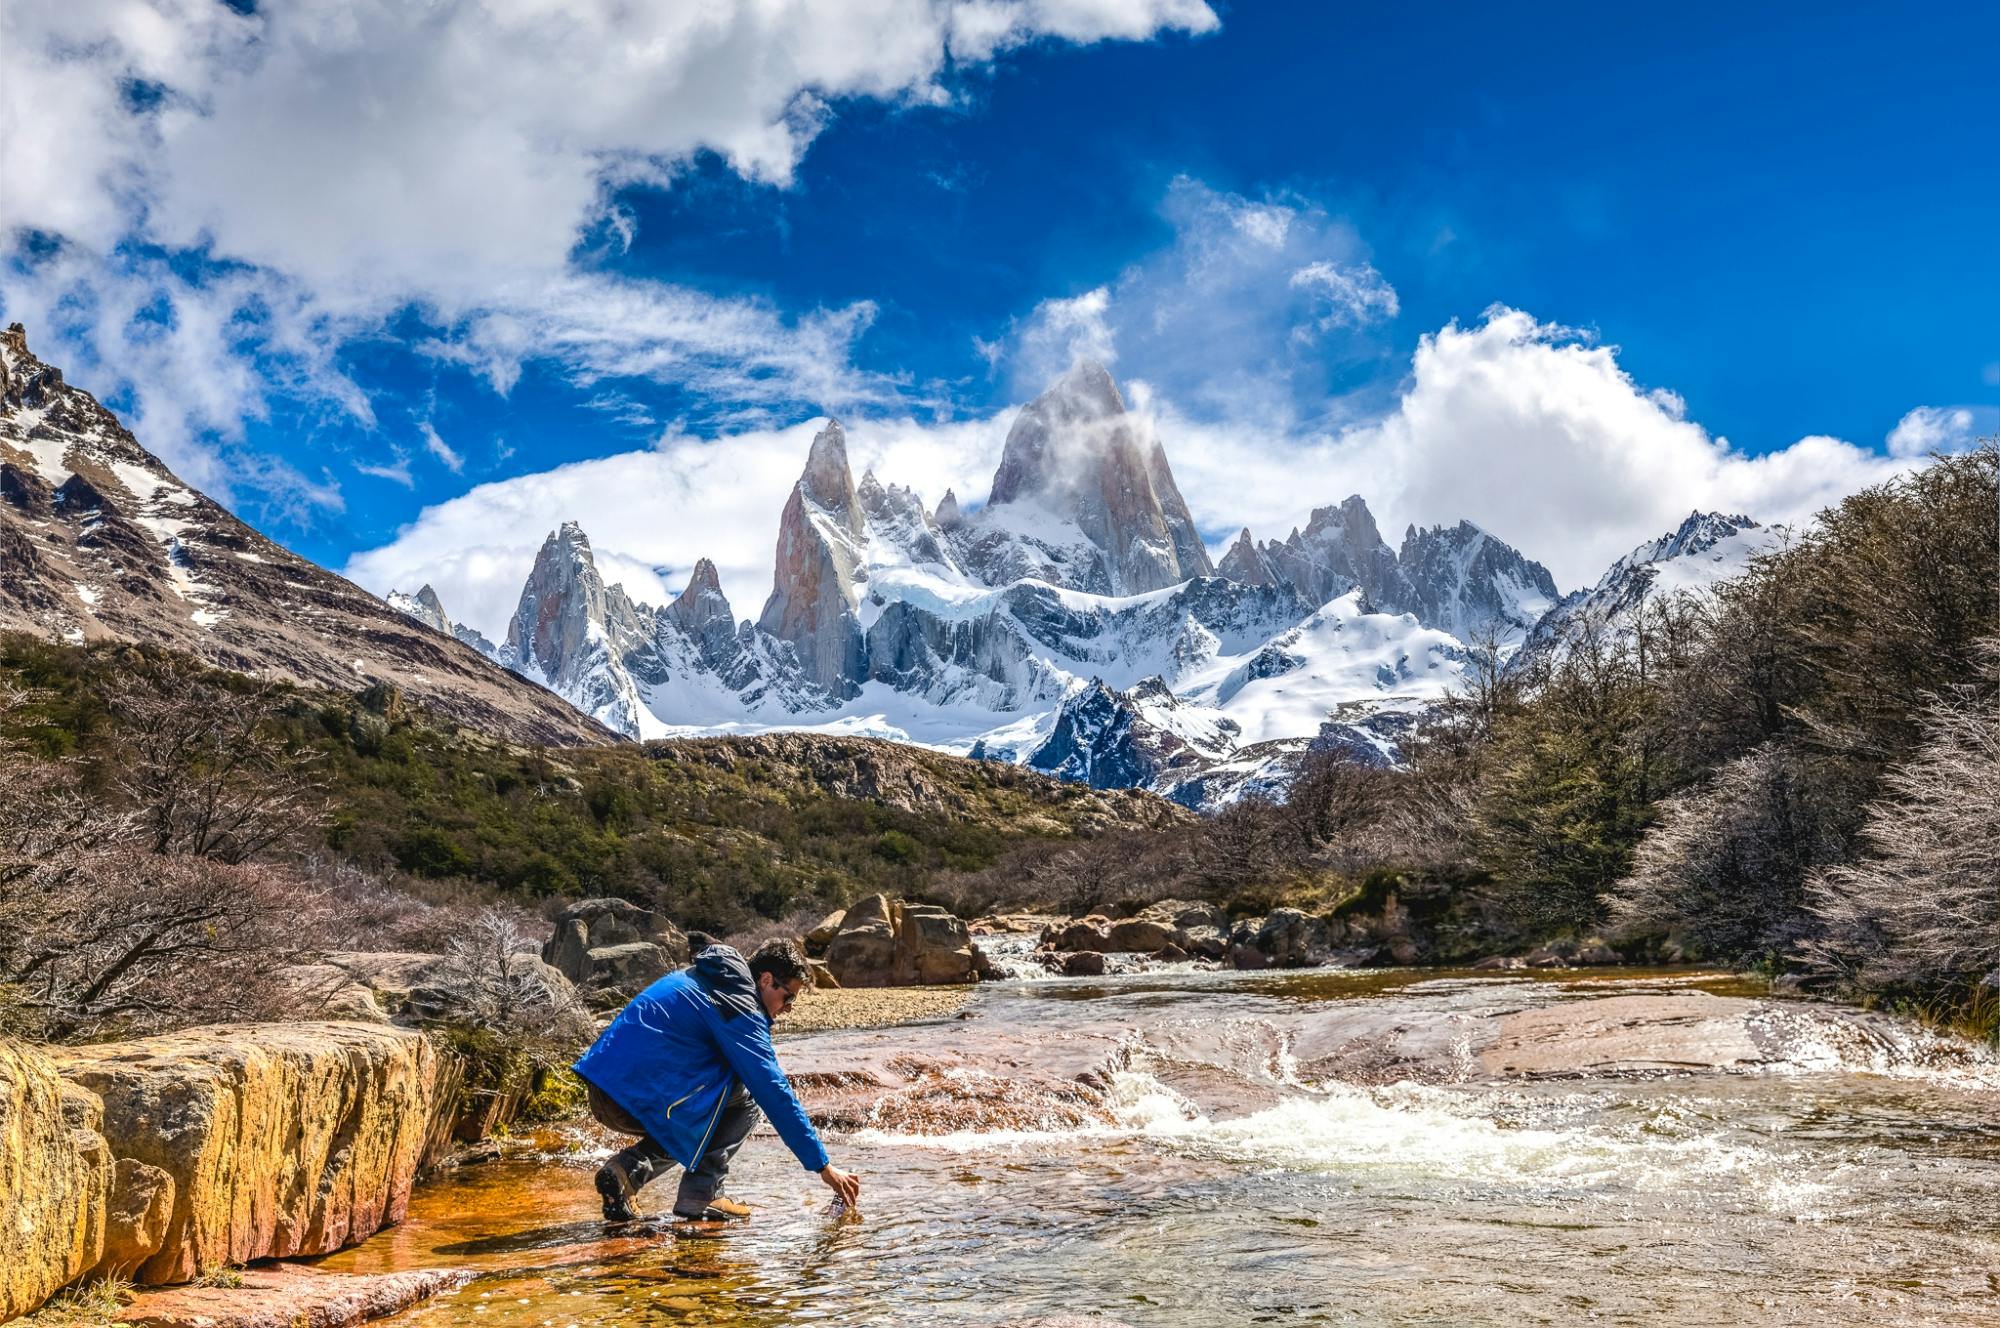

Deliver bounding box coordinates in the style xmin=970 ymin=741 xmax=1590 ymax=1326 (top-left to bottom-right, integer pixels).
xmin=110 ymin=661 xmax=326 ymax=862
xmin=1604 ymin=741 xmax=1841 ymax=961
xmin=0 ymin=679 xmax=329 ymax=1041
xmin=1800 ymin=639 xmax=2000 ymax=992
xmin=430 ymin=908 xmax=592 ymax=1067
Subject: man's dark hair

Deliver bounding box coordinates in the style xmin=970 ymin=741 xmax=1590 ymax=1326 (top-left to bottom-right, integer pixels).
xmin=749 ymin=938 xmax=811 ymax=988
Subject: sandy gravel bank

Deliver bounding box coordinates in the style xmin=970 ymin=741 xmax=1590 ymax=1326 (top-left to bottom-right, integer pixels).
xmin=781 ymin=985 xmax=977 ymax=1034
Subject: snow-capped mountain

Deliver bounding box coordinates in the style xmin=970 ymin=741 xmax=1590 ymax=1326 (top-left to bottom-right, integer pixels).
xmin=1218 ymin=495 xmax=1559 ymax=647
xmin=0 ymin=324 xmax=605 ymax=746
xmin=1513 ymin=511 xmax=1782 ymax=674
xmin=389 ymin=360 xmax=1560 ymax=806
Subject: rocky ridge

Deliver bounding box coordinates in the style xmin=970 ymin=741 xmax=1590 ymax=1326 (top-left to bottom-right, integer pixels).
xmin=0 ymin=325 xmax=607 ymax=748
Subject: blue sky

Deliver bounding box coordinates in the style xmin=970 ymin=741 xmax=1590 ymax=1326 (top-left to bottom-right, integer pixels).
xmin=4 ymin=1 xmax=1994 ymax=632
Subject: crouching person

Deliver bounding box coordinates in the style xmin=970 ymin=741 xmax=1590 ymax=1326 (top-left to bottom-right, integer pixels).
xmin=574 ymin=938 xmax=862 ymax=1222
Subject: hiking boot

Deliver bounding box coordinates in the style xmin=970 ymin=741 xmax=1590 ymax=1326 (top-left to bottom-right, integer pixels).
xmin=674 ymin=1195 xmax=752 ymax=1221
xmin=596 ymin=1158 xmax=640 ymax=1223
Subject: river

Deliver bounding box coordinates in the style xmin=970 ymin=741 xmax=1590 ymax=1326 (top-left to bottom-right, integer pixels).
xmin=318 ymin=967 xmax=2000 ymax=1327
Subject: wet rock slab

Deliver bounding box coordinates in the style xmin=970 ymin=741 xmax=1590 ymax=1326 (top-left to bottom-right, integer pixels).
xmin=118 ymin=1265 xmax=471 ymax=1328
xmin=1480 ymin=991 xmax=1768 ymax=1076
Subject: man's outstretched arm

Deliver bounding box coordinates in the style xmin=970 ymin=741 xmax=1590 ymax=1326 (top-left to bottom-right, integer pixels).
xmin=709 ymin=1008 xmax=862 ymax=1206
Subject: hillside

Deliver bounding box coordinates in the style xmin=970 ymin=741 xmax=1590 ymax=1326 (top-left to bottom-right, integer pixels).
xmin=0 ymin=325 xmax=608 ymax=748
xmin=0 ymin=634 xmax=1187 ymax=932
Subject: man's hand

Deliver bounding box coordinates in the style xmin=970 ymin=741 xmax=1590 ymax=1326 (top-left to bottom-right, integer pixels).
xmin=819 ymin=1163 xmax=861 ymax=1208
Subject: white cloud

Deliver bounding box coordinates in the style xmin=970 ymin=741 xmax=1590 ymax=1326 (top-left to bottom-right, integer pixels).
xmin=1150 ymin=307 xmax=1915 ymax=589
xmin=1885 ymin=405 xmax=1976 ymax=458
xmin=354 ymin=458 xmax=415 ymax=488
xmin=345 ymin=411 xmax=1012 ymax=640
xmin=1288 ymin=260 xmax=1399 ymax=332
xmin=998 ymin=177 xmax=1399 ymax=425
xmin=420 ymin=422 xmax=464 ymax=475
xmin=1 ymin=0 xmax=1213 ymax=510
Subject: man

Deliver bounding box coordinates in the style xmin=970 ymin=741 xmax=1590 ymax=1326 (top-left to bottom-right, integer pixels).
xmin=573 ymin=938 xmax=862 ymax=1222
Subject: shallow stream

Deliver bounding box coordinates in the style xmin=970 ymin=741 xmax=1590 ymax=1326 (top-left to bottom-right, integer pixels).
xmin=319 ymin=969 xmax=2000 ymax=1326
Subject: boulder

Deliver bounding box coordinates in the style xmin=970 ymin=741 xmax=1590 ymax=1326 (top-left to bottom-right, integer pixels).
xmin=56 ymin=1022 xmax=445 ymax=1285
xmin=1041 ymin=916 xmax=1114 ymax=952
xmin=1525 ymin=947 xmax=1567 ymax=968
xmin=1134 ymin=899 xmax=1227 ymax=931
xmin=824 ymin=894 xmax=897 ymax=986
xmin=1151 ymin=943 xmax=1189 ymax=963
xmin=1472 ymin=955 xmax=1525 ymax=971
xmin=1105 ymin=917 xmax=1178 ymax=953
xmin=805 ymin=909 xmax=846 ymax=955
xmin=541 ymin=899 xmax=689 ymax=1002
xmin=0 ymin=1038 xmax=112 ymax=1320
xmin=97 ymin=1158 xmax=176 ymax=1282
xmin=899 ymin=904 xmax=980 ymax=985
xmin=1228 ymin=941 xmax=1270 ymax=970
xmin=1179 ymin=925 xmax=1229 ymax=961
xmin=807 ymin=959 xmax=841 ymax=990
xmin=1060 ymin=951 xmax=1107 ymax=977
xmin=826 ymin=895 xmax=979 ymax=987
xmin=1253 ymin=908 xmax=1333 ymax=968
xmin=1576 ymin=943 xmax=1621 ymax=966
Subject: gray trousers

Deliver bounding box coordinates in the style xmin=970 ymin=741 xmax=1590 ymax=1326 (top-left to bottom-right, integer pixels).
xmin=588 ymin=1081 xmax=761 ymax=1216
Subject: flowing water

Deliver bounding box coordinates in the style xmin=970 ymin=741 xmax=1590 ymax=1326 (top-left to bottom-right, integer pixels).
xmin=320 ymin=969 xmax=2000 ymax=1327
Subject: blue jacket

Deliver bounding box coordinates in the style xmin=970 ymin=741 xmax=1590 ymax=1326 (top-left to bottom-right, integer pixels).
xmin=573 ymin=946 xmax=829 ymax=1174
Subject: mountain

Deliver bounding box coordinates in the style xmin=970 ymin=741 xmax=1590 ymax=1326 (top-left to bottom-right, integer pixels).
xmin=5 ymin=325 xmax=1775 ymax=809
xmin=1514 ymin=511 xmax=1780 ymax=673
xmin=947 ymin=361 xmax=1213 ymax=595
xmin=369 ymin=360 xmax=1598 ymax=807
xmin=0 ymin=325 xmax=608 ymax=747
xmin=1222 ymin=495 xmax=1558 ymax=647
xmin=1396 ymin=520 xmax=1561 ymax=646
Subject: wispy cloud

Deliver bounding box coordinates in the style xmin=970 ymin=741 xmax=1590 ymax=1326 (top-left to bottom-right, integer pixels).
xmin=994 ymin=177 xmax=1400 ymax=428
xmin=419 ymin=421 xmax=464 ymax=474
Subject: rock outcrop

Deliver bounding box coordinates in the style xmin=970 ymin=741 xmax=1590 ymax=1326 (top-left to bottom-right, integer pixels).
xmin=823 ymin=894 xmax=981 ymax=987
xmin=542 ymin=899 xmax=690 ymax=1004
xmin=759 ymin=421 xmax=869 ymax=696
xmin=114 ymin=1264 xmax=472 ymax=1328
xmin=55 ymin=1022 xmax=445 ymax=1285
xmin=955 ymin=360 xmax=1213 ymax=596
xmin=0 ymin=1039 xmax=112 ymax=1320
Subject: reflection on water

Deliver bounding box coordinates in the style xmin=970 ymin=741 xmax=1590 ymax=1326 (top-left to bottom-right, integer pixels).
xmin=320 ymin=969 xmax=2000 ymax=1327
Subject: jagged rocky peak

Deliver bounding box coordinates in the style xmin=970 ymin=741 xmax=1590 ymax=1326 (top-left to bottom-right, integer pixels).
xmin=933 ymin=488 xmax=963 ymax=529
xmin=971 ymin=358 xmax=1212 ymax=595
xmin=388 ymin=583 xmax=454 ymax=635
xmin=1217 ymin=527 xmax=1277 ymax=586
xmin=1255 ymin=494 xmax=1404 ymax=609
xmin=667 ymin=557 xmax=735 ymax=635
xmin=1396 ymin=519 xmax=1560 ymax=645
xmin=1645 ymin=511 xmax=1761 ymax=564
xmin=505 ymin=522 xmax=644 ymax=684
xmin=800 ymin=418 xmax=863 ymax=538
xmin=758 ymin=426 xmax=868 ymax=697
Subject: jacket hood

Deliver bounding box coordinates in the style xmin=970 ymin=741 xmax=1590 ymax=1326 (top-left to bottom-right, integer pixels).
xmin=692 ymin=944 xmax=765 ymax=1023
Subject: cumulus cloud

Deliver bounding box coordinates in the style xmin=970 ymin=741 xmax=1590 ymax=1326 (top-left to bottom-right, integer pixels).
xmin=1157 ymin=307 xmax=1916 ymax=589
xmin=997 ymin=177 xmax=1399 ymax=426
xmin=344 ymin=411 xmax=1012 ymax=640
xmin=1 ymin=0 xmax=1213 ymax=509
